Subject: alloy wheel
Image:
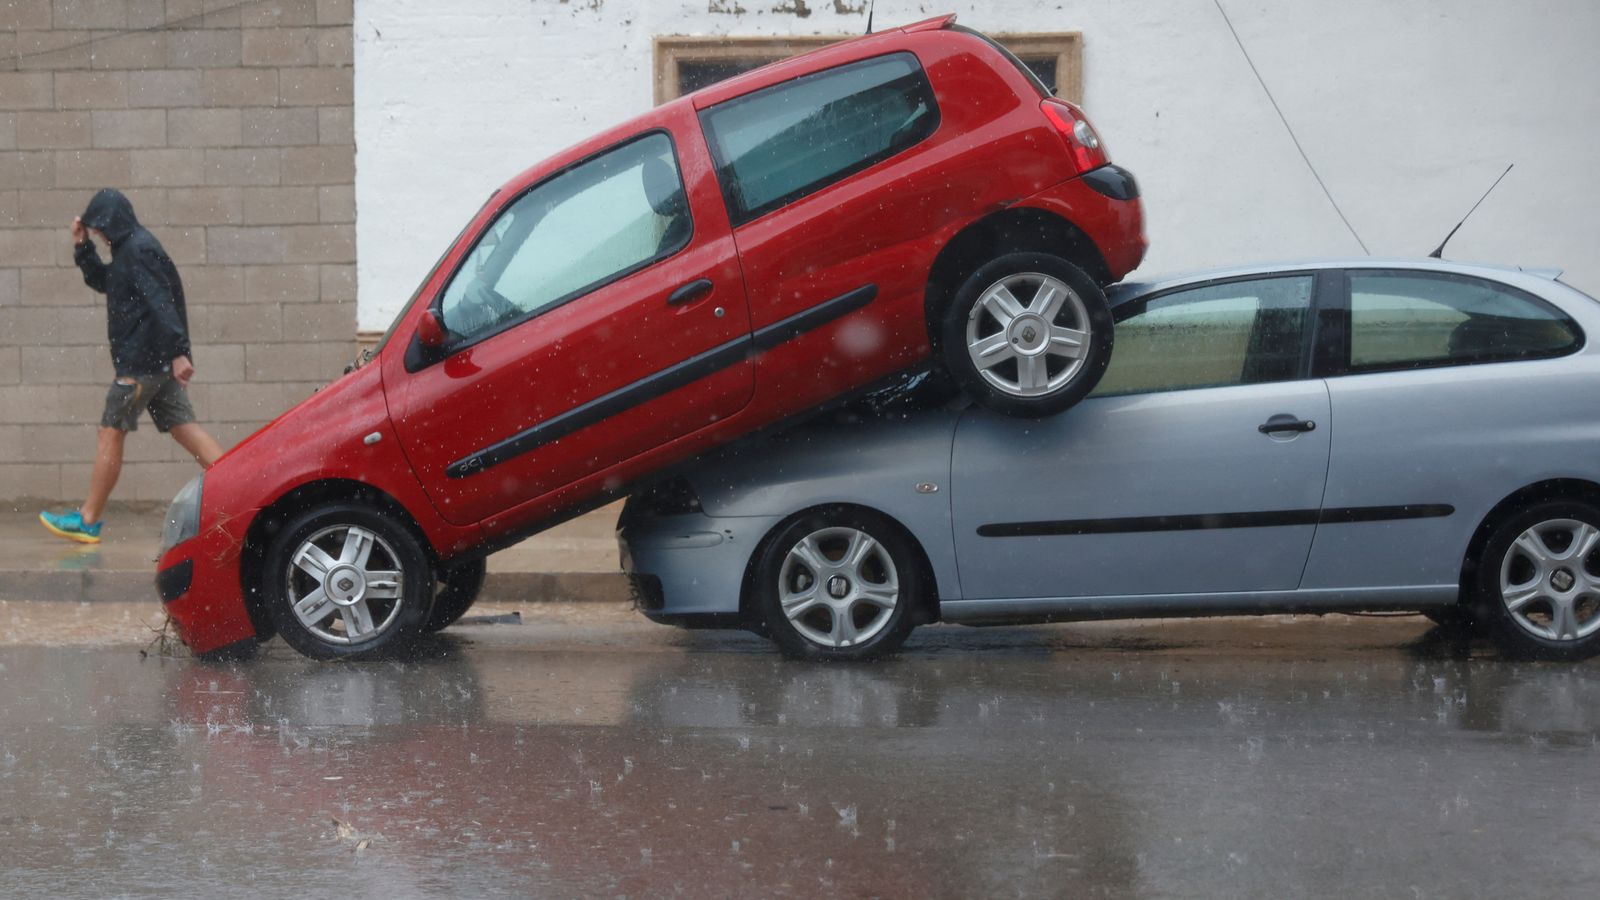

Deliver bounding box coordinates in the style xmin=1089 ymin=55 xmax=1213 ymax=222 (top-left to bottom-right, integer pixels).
xmin=1499 ymin=518 xmax=1600 ymax=642
xmin=284 ymin=524 xmax=407 ymax=645
xmin=964 ymin=271 xmax=1091 ymax=398
xmin=778 ymin=526 xmax=900 ymax=649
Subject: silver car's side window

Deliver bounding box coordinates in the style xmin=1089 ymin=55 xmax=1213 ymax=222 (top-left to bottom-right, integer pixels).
xmin=1349 ymin=272 xmax=1579 ymax=372
xmin=1092 ymin=276 xmax=1314 ymax=397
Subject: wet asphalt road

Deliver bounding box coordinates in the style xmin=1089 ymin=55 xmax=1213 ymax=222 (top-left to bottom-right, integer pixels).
xmin=2 ymin=604 xmax=1598 ymax=898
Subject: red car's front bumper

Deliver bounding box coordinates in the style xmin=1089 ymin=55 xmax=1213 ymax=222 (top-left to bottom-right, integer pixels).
xmin=156 ymin=509 xmax=261 ymax=655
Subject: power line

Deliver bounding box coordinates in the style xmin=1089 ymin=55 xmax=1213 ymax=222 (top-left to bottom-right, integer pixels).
xmin=0 ymin=0 xmax=262 ymax=68
xmin=1213 ymin=0 xmax=1370 ymax=255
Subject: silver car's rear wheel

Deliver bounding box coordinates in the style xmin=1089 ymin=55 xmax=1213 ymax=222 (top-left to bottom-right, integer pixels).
xmin=1477 ymin=500 xmax=1600 ymax=661
xmin=965 ymin=272 xmax=1091 ymax=399
xmin=778 ymin=526 xmax=900 ymax=649
xmin=1498 ymin=518 xmax=1600 ymax=642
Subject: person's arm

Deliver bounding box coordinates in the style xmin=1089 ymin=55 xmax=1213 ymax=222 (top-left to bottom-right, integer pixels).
xmin=130 ymin=248 xmax=192 ymax=372
xmin=70 ymin=217 xmax=108 ymax=294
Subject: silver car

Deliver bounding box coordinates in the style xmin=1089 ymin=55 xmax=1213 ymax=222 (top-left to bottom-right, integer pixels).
xmin=618 ymin=259 xmax=1600 ymax=660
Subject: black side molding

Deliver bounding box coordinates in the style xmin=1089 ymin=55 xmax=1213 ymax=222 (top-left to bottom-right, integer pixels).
xmin=1318 ymin=504 xmax=1455 ymax=524
xmin=751 ymin=284 xmax=876 ymax=351
xmin=979 ymin=504 xmax=1454 ymax=538
xmin=447 ymin=339 xmax=749 ymax=479
xmin=447 ymin=284 xmax=877 ymax=479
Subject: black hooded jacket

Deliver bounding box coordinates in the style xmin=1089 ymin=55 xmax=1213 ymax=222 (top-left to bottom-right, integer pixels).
xmin=74 ymin=189 xmax=192 ymax=377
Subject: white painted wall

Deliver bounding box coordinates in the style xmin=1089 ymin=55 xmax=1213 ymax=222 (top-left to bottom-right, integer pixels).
xmin=354 ymin=0 xmax=1600 ymax=330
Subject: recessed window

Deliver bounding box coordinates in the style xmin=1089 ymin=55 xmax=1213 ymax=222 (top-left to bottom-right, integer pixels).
xmin=1348 ymin=271 xmax=1580 ymax=372
xmin=1093 ymin=276 xmax=1314 ymax=396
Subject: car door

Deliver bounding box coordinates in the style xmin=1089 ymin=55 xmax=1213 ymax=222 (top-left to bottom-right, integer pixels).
xmin=387 ymin=121 xmax=753 ymax=526
xmin=1300 ymin=268 xmax=1587 ymax=592
xmin=950 ymin=272 xmax=1332 ymax=601
xmin=694 ymin=51 xmax=952 ymax=414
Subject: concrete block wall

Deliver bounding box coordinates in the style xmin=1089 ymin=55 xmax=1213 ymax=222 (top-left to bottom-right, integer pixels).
xmin=0 ymin=0 xmax=356 ymax=506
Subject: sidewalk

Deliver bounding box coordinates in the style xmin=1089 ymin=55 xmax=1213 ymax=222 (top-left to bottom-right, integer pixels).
xmin=1 ymin=503 xmax=630 ymax=605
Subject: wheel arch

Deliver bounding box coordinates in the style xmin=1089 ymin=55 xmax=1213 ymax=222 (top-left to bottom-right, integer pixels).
xmin=239 ymin=478 xmax=437 ymax=638
xmin=924 ymin=206 xmax=1112 ymax=348
xmin=1460 ymin=478 xmax=1600 ymax=598
xmin=740 ymin=502 xmax=943 ymax=626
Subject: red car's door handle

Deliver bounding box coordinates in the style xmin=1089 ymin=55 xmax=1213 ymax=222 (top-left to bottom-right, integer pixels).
xmin=666 ymin=279 xmax=713 ymax=306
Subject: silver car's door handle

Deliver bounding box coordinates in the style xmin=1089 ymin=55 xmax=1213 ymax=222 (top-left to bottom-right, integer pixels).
xmin=1259 ymin=414 xmax=1317 ymax=434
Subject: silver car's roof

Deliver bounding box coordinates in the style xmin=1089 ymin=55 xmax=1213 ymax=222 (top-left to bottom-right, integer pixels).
xmin=1108 ymin=257 xmax=1566 ymax=307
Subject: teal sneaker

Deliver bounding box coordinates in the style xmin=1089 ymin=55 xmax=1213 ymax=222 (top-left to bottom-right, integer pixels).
xmin=40 ymin=509 xmax=103 ymax=545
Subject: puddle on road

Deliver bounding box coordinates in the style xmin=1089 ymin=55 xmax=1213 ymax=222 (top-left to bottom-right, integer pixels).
xmin=1 ymin=613 xmax=1597 ymax=897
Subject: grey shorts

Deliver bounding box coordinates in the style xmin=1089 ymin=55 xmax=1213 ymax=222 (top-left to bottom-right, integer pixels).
xmin=101 ymin=375 xmax=196 ymax=433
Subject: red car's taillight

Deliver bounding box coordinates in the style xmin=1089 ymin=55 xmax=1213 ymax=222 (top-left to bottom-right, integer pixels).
xmin=1040 ymin=97 xmax=1110 ymax=174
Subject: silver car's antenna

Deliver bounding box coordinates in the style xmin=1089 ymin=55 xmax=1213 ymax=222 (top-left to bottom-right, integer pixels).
xmin=1429 ymin=163 xmax=1514 ymax=259
xmin=866 ymin=0 xmax=875 ymax=34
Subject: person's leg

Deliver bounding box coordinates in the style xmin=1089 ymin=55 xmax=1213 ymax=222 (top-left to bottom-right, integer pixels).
xmin=80 ymin=378 xmax=144 ymax=523
xmin=79 ymin=426 xmax=126 ymax=525
xmin=149 ymin=377 xmax=222 ymax=468
xmin=41 ymin=379 xmax=139 ymax=542
xmin=169 ymin=423 xmax=224 ymax=468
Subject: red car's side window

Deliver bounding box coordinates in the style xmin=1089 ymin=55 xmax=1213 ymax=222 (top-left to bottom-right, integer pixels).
xmin=437 ymin=131 xmax=692 ymax=344
xmin=700 ymin=52 xmax=940 ymax=226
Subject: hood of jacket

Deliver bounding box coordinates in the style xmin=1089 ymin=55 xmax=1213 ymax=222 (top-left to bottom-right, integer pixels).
xmin=81 ymin=188 xmax=140 ymax=247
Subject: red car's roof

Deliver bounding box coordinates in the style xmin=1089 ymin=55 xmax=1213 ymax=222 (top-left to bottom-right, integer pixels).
xmin=685 ymin=13 xmax=958 ymax=109
xmin=490 ymin=14 xmax=960 ymax=201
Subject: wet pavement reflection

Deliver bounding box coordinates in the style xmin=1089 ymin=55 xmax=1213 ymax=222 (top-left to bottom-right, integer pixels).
xmin=2 ymin=612 xmax=1597 ymax=897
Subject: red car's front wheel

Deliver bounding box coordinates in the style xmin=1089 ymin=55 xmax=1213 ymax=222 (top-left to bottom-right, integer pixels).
xmin=261 ymin=503 xmax=435 ymax=660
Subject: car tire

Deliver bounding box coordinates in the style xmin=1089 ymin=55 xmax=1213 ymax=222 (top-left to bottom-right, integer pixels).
xmin=1474 ymin=499 xmax=1600 ymax=661
xmin=750 ymin=507 xmax=927 ymax=661
xmin=260 ymin=502 xmax=434 ymax=661
xmin=426 ymin=557 xmax=487 ymax=632
xmin=940 ymin=252 xmax=1113 ymax=418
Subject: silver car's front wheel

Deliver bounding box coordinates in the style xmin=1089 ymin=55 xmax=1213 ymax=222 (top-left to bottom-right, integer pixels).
xmin=778 ymin=526 xmax=900 ymax=649
xmin=754 ymin=509 xmax=925 ymax=660
xmin=1498 ymin=518 xmax=1600 ymax=642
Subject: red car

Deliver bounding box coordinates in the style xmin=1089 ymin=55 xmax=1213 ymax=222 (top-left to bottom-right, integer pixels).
xmin=156 ymin=14 xmax=1147 ymax=659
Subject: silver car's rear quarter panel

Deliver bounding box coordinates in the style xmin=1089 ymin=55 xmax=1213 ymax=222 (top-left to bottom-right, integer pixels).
xmin=1304 ymin=352 xmax=1600 ymax=589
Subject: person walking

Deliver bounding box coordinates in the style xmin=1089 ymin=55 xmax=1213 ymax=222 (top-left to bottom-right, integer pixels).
xmin=38 ymin=189 xmax=225 ymax=544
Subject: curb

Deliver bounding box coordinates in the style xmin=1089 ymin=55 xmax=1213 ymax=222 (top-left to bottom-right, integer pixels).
xmin=0 ymin=570 xmax=632 ymax=605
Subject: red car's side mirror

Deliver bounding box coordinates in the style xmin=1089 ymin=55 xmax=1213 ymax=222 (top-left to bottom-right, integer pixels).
xmin=417 ymin=307 xmax=448 ymax=349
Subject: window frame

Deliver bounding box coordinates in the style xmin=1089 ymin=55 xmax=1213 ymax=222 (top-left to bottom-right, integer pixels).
xmin=1094 ymin=270 xmax=1330 ymax=397
xmin=408 ymin=128 xmax=694 ymax=371
xmin=1321 ymin=268 xmax=1585 ymax=377
xmin=697 ymin=50 xmax=941 ymax=228
xmin=653 ymin=32 xmax=1084 ymax=105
